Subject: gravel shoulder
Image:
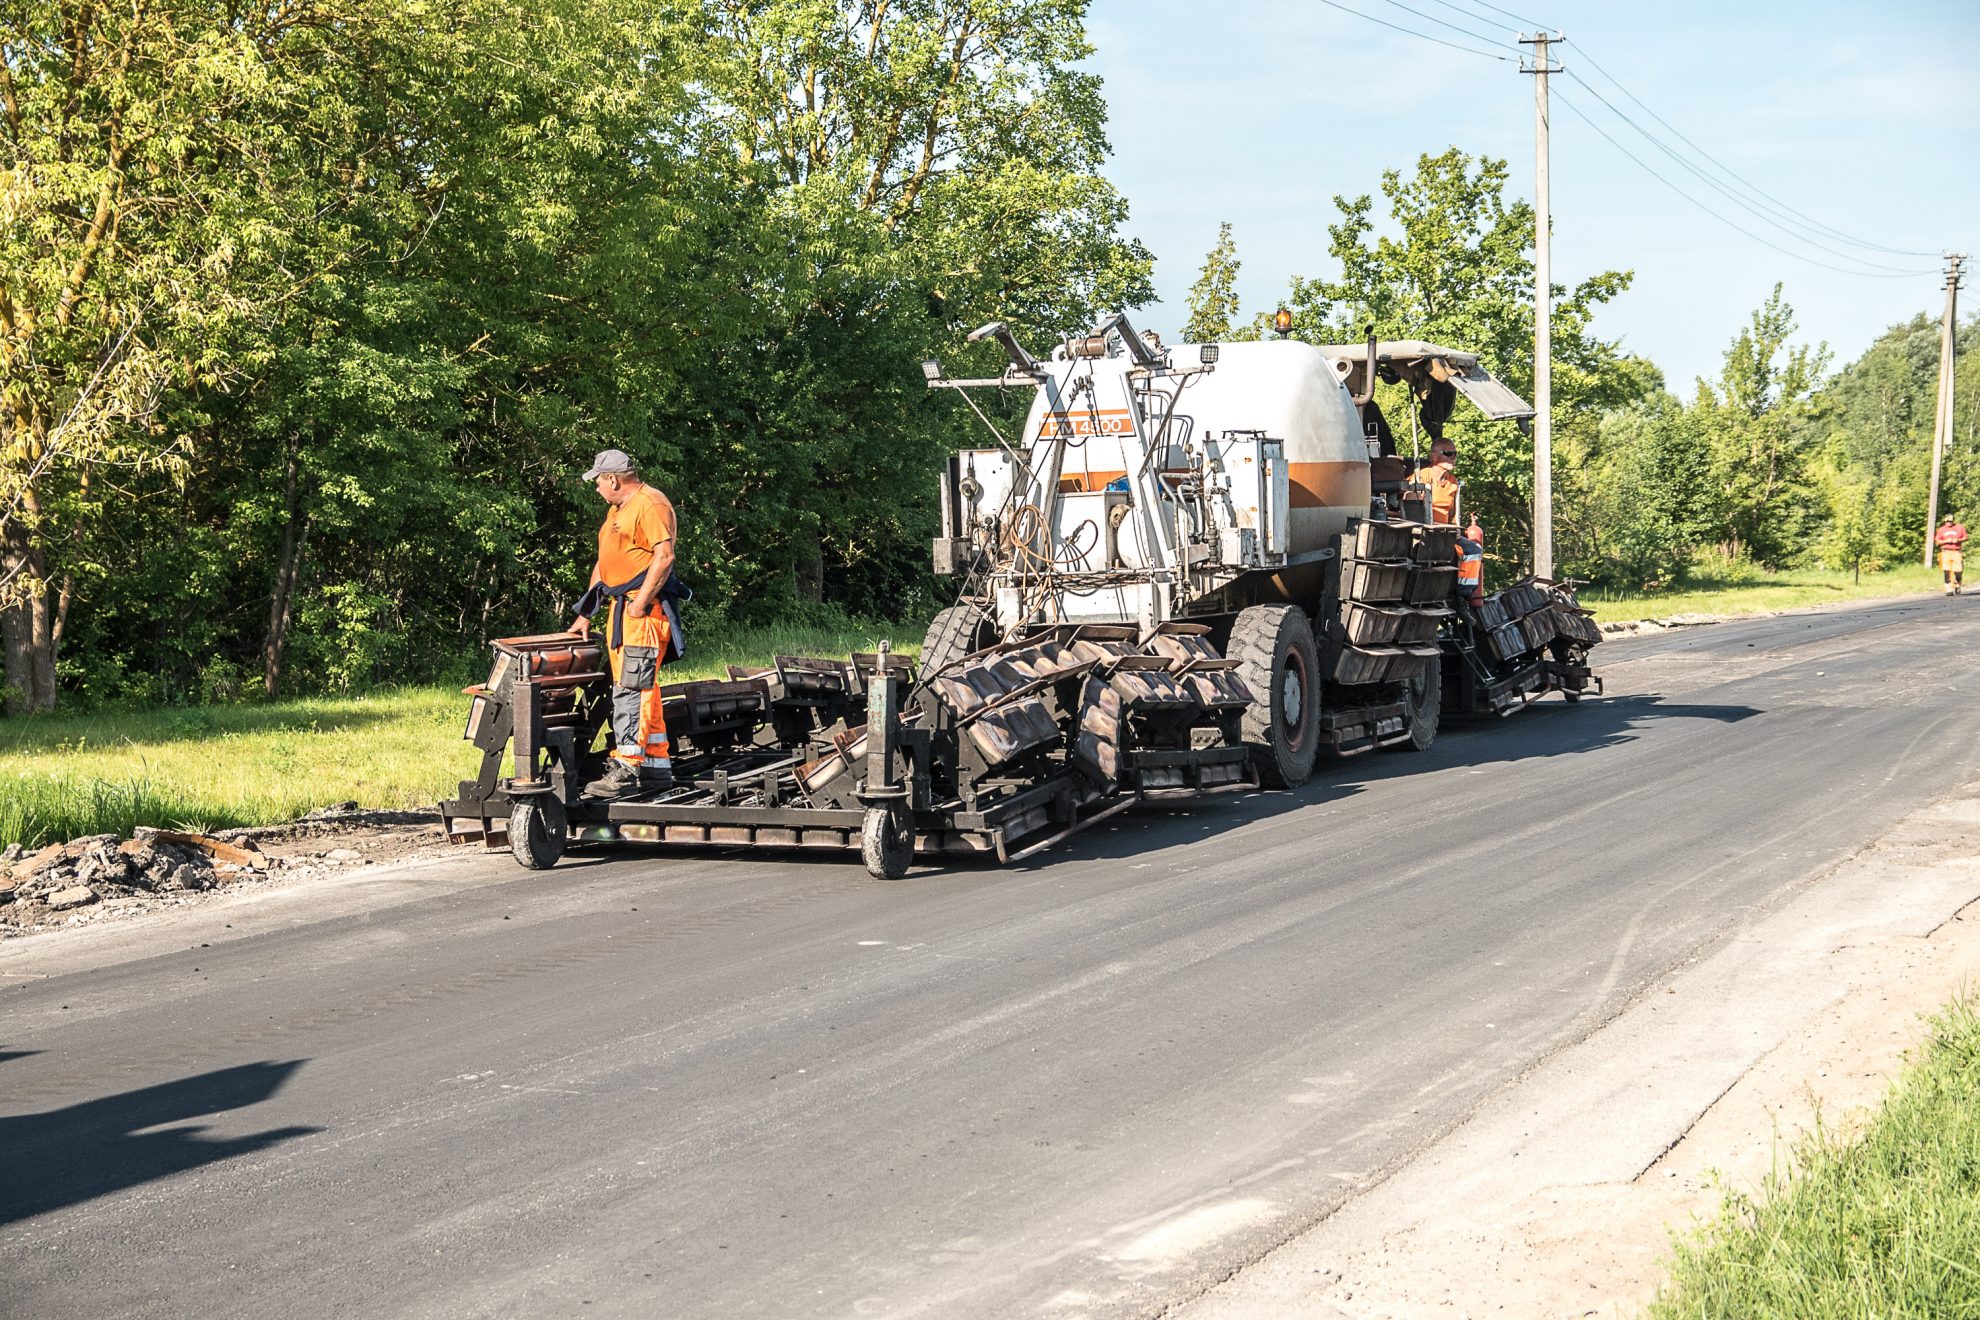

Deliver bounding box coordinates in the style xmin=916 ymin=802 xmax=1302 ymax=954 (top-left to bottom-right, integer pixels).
xmin=1176 ymin=779 xmax=1980 ymax=1319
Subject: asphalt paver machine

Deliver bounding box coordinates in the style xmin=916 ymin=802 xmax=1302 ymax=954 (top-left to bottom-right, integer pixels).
xmin=441 ymin=314 xmax=1600 ymax=876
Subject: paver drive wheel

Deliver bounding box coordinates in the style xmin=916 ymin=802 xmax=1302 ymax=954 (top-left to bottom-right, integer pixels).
xmin=918 ymin=601 xmax=993 ymax=684
xmin=1230 ymin=605 xmax=1320 ymax=788
xmin=1401 ymin=651 xmax=1442 ymax=752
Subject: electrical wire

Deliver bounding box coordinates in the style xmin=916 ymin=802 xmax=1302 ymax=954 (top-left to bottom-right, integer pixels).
xmin=1312 ymin=0 xmax=1516 ymax=62
xmin=1454 ymin=0 xmax=1547 ymax=28
xmin=1562 ymin=68 xmax=1936 ymax=273
xmin=1553 ymin=89 xmax=1934 ymax=281
xmin=1374 ymin=0 xmax=1515 ymax=51
xmin=1562 ymin=38 xmax=1940 ymax=260
xmin=1431 ymin=5 xmax=1943 ymax=264
xmin=1415 ymin=0 xmax=1523 ymax=36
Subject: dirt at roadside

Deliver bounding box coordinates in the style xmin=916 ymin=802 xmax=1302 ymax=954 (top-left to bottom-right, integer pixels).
xmin=0 ymin=804 xmax=454 ymax=938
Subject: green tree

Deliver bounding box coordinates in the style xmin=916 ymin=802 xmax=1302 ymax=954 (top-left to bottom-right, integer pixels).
xmin=1183 ymin=222 xmax=1241 ymax=343
xmin=0 ymin=0 xmax=332 ymax=711
xmin=1695 ymin=285 xmax=1830 ymax=566
xmin=1577 ymin=398 xmax=1715 ymax=588
xmin=1809 ymin=310 xmax=1980 ymax=567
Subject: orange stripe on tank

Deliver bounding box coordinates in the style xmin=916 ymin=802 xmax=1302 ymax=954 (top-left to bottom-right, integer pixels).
xmin=1288 ymin=460 xmax=1371 ymax=509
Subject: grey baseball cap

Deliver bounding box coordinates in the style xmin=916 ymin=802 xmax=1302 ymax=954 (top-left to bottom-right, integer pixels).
xmin=582 ymin=448 xmax=634 ymax=481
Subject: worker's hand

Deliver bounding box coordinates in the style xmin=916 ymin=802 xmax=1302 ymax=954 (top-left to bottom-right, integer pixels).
xmin=626 ymin=600 xmax=651 ymax=619
xmin=572 ymin=615 xmax=590 ymax=639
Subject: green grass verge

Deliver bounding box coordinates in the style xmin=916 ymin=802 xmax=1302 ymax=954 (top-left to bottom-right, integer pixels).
xmin=1583 ymin=564 xmax=1944 ymax=625
xmin=0 ymin=621 xmax=920 ymax=849
xmin=1647 ymin=994 xmax=1980 ymax=1318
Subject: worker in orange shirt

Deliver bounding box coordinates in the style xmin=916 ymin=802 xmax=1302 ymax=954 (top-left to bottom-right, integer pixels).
xmin=1936 ymin=513 xmax=1968 ymax=596
xmin=572 ymin=449 xmax=678 ymax=797
xmin=1409 ymin=437 xmax=1461 ymax=525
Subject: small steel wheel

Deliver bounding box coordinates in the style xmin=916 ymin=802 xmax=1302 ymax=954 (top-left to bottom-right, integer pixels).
xmin=509 ymin=796 xmax=569 ymax=870
xmin=861 ymin=806 xmax=914 ymax=880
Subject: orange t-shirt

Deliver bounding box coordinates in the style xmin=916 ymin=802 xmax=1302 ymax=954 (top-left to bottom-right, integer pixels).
xmin=597 ymin=485 xmax=677 ymax=587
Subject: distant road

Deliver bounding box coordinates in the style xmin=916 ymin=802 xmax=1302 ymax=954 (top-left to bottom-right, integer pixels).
xmin=5 ymin=595 xmax=1975 ymax=1319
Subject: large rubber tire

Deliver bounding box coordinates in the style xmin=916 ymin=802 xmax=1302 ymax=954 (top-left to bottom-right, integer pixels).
xmin=918 ymin=601 xmax=994 ymax=683
xmin=1230 ymin=605 xmax=1320 ymax=789
xmin=509 ymin=795 xmax=568 ymax=870
xmin=1401 ymin=651 xmax=1442 ymax=752
xmin=861 ymin=806 xmax=914 ymax=880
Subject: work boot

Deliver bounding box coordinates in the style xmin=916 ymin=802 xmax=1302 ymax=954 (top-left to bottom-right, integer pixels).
xmin=581 ymin=761 xmax=642 ymax=800
xmin=640 ymin=765 xmax=675 ymax=793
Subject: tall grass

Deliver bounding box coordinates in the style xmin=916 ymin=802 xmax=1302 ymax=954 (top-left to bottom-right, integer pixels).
xmin=0 ymin=621 xmax=922 ymax=849
xmin=0 ymin=775 xmax=201 ymax=853
xmin=1647 ymin=995 xmax=1980 ymax=1317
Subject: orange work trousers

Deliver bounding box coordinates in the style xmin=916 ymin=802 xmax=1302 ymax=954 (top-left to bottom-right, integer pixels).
xmin=607 ymin=608 xmax=672 ymax=770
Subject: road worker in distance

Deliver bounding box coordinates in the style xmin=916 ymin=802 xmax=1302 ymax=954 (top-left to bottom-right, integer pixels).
xmin=1410 ymin=437 xmax=1460 ymax=526
xmin=1457 ymin=513 xmax=1486 ymax=604
xmin=572 ymin=449 xmax=680 ymax=798
xmin=1937 ymin=513 xmax=1968 ymax=597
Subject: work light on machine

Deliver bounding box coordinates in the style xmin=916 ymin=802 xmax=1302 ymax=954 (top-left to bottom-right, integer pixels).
xmin=1273 ymin=308 xmax=1293 ymax=337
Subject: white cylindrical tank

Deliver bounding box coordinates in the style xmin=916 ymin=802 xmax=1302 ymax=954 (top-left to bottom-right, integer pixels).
xmin=1169 ymin=340 xmax=1370 ymax=555
xmin=1028 ymin=339 xmax=1369 ymax=561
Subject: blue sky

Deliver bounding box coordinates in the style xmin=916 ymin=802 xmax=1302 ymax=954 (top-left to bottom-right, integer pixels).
xmin=1084 ymin=0 xmax=1980 ymax=389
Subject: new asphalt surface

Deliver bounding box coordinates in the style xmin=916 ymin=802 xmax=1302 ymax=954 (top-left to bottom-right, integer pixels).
xmin=4 ymin=594 xmax=1975 ymax=1319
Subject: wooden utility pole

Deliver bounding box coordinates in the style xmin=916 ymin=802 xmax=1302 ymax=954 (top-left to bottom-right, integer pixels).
xmin=1925 ymin=253 xmax=1965 ymax=565
xmin=1521 ymin=33 xmax=1563 ymax=579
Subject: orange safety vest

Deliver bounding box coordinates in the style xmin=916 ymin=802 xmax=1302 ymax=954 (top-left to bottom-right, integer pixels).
xmin=1410 ymin=463 xmax=1460 ymax=525
xmin=1456 ymin=517 xmax=1484 ymax=602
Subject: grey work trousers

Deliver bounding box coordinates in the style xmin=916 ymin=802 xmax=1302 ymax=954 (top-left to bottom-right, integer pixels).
xmin=610 ymin=686 xmax=646 ymax=760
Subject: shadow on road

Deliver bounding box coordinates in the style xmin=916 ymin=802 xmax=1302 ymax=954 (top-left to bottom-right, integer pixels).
xmin=1027 ymin=693 xmax=1761 ymax=867
xmin=1018 ymin=774 xmax=1364 ymax=870
xmin=0 ymin=1050 xmax=42 ymax=1066
xmin=550 ymin=694 xmax=1760 ymax=881
xmin=0 ymin=1060 xmax=319 ymax=1225
xmin=1425 ymin=691 xmax=1759 ymax=762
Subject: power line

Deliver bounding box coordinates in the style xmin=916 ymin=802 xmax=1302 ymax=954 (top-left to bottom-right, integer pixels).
xmin=1310 ymin=0 xmax=1944 ymax=282
xmin=1375 ymin=0 xmax=1516 ymax=51
xmin=1563 ymin=38 xmax=1940 ymax=260
xmin=1552 ymin=89 xmax=1935 ymax=281
xmin=1457 ymin=0 xmax=1547 ymax=28
xmin=1312 ymin=0 xmax=1516 ymax=62
xmin=1562 ymin=68 xmax=1936 ymax=276
xmin=1417 ymin=0 xmax=1513 ymax=30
